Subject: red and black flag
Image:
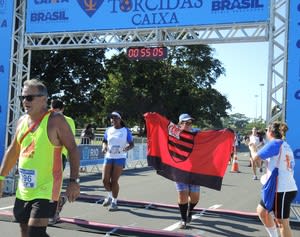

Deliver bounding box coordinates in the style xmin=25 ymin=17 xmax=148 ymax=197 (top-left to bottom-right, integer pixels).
xmin=144 ymin=112 xmax=234 ymax=191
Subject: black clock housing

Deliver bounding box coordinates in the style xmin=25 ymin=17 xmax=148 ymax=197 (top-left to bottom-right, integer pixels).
xmin=126 ymin=47 xmax=167 ymax=60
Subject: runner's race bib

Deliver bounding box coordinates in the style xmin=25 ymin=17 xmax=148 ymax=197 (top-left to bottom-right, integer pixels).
xmin=19 ymin=168 xmax=36 ymax=188
xmin=110 ymin=145 xmax=121 ymax=154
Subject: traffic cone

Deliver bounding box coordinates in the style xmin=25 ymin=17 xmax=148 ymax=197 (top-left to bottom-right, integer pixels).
xmin=230 ymin=153 xmax=240 ymax=173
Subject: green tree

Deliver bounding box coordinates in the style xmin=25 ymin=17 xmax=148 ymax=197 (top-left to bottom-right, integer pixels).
xmin=30 ymin=45 xmax=232 ymax=130
xmin=103 ymin=45 xmax=231 ymax=128
xmin=223 ymin=113 xmax=250 ymax=131
xmin=30 ymin=49 xmax=107 ymax=126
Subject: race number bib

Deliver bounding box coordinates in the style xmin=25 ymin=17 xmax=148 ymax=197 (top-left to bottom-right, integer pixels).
xmin=19 ymin=168 xmax=36 ymax=188
xmin=110 ymin=145 xmax=121 ymax=154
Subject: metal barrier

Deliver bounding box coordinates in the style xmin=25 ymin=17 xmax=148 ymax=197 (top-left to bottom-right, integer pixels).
xmin=291 ymin=204 xmax=300 ymax=222
xmin=77 ymin=138 xmax=148 ymax=173
xmin=3 ymin=139 xmax=148 ymax=194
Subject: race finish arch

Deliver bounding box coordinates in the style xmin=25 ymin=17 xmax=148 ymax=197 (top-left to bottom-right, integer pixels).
xmin=1 ymin=0 xmax=299 ymax=207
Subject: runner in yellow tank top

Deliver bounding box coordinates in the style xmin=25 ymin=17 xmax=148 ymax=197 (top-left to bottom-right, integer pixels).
xmin=0 ymin=79 xmax=80 ymax=237
xmin=17 ymin=112 xmax=63 ymax=201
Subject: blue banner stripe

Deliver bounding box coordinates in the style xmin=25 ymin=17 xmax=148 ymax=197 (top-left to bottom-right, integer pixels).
xmin=26 ymin=0 xmax=270 ymax=33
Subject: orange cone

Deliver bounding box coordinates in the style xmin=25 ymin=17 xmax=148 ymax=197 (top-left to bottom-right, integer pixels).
xmin=230 ymin=153 xmax=240 ymax=173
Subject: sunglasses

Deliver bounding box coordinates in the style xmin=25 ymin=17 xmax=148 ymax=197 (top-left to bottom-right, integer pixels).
xmin=181 ymin=121 xmax=193 ymax=126
xmin=19 ymin=94 xmax=45 ymax=102
xmin=110 ymin=116 xmax=120 ymax=119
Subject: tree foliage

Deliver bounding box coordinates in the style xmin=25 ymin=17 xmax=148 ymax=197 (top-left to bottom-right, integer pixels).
xmin=103 ymin=45 xmax=231 ymax=128
xmin=30 ymin=45 xmax=232 ymax=129
xmin=31 ymin=49 xmax=107 ymax=126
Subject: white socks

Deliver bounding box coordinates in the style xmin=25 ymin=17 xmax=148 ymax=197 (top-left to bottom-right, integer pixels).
xmin=265 ymin=226 xmax=278 ymax=237
xmin=112 ymin=198 xmax=117 ymax=204
xmin=108 ymin=192 xmax=117 ymax=204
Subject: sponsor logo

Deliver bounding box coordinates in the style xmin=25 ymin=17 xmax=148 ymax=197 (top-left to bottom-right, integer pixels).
xmin=110 ymin=0 xmax=203 ymax=26
xmin=1 ymin=19 xmax=7 ymax=27
xmin=76 ymin=0 xmax=104 ymax=17
xmin=119 ymin=0 xmax=133 ymax=12
xmin=31 ymin=11 xmax=68 ymax=22
xmin=295 ymin=90 xmax=300 ymax=100
xmin=34 ymin=0 xmax=69 ymax=4
xmin=29 ymin=0 xmax=70 ymax=23
xmin=211 ymin=0 xmax=264 ymax=11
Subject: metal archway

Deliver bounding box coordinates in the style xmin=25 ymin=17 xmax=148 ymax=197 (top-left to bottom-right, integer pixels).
xmin=6 ymin=1 xmax=297 ymax=215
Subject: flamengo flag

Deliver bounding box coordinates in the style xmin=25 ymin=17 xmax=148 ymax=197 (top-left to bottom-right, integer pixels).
xmin=144 ymin=112 xmax=234 ymax=191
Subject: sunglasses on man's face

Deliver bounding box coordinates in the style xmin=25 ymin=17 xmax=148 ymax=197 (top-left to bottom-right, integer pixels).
xmin=19 ymin=94 xmax=44 ymax=102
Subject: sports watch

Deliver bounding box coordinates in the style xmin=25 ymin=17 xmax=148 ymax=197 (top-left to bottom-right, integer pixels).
xmin=69 ymin=178 xmax=80 ymax=184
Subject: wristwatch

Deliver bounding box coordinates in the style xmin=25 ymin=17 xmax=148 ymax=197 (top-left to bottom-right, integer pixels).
xmin=69 ymin=178 xmax=80 ymax=184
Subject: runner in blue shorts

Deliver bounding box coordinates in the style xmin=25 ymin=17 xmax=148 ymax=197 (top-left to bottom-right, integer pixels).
xmin=101 ymin=111 xmax=134 ymax=211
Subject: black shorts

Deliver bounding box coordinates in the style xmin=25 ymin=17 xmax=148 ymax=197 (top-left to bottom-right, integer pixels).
xmin=13 ymin=198 xmax=58 ymax=224
xmin=260 ymin=190 xmax=297 ymax=219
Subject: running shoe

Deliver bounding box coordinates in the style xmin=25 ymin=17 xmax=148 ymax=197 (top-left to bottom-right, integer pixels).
xmin=178 ymin=220 xmax=187 ymax=229
xmin=253 ymin=175 xmax=258 ymax=180
xmin=108 ymin=202 xmax=118 ymax=211
xmin=102 ymin=197 xmax=112 ymax=207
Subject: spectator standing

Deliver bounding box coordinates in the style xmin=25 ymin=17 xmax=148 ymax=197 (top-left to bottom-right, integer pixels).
xmin=0 ymin=79 xmax=80 ymax=237
xmin=101 ymin=112 xmax=134 ymax=211
xmin=175 ymin=113 xmax=200 ymax=229
xmin=80 ymin=123 xmax=95 ymax=172
xmin=249 ymin=122 xmax=297 ymax=237
xmin=80 ymin=123 xmax=95 ymax=144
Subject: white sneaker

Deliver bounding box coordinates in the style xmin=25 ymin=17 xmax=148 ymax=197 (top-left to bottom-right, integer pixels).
xmin=108 ymin=202 xmax=118 ymax=211
xmin=102 ymin=197 xmax=112 ymax=207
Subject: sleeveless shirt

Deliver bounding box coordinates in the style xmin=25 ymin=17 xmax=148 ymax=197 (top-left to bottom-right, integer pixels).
xmin=16 ymin=112 xmax=63 ymax=201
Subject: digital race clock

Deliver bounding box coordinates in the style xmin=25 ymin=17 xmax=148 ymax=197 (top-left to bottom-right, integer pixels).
xmin=126 ymin=47 xmax=168 ymax=60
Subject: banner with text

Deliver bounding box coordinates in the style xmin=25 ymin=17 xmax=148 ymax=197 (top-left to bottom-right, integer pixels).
xmin=286 ymin=0 xmax=300 ymax=203
xmin=0 ymin=0 xmax=14 ymax=163
xmin=26 ymin=0 xmax=270 ymax=33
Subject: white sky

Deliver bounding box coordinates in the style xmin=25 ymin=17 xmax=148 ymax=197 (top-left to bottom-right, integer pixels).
xmin=211 ymin=42 xmax=269 ymax=120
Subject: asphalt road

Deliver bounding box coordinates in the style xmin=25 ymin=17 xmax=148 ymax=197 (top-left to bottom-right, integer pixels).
xmin=0 ymin=144 xmax=299 ymax=237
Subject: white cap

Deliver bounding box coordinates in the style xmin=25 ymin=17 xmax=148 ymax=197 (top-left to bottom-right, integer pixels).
xmin=179 ymin=113 xmax=194 ymax=122
xmin=110 ymin=111 xmax=121 ymax=119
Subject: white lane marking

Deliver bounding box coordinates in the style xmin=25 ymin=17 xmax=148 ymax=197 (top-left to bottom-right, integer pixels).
xmin=163 ymin=204 xmax=222 ymax=231
xmin=0 ymin=205 xmax=14 ymax=210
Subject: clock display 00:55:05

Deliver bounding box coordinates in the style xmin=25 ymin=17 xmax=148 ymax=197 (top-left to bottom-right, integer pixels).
xmin=126 ymin=47 xmax=168 ymax=60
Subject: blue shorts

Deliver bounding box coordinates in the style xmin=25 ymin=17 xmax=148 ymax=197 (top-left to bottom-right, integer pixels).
xmin=103 ymin=158 xmax=126 ymax=167
xmin=175 ymin=182 xmax=200 ymax=192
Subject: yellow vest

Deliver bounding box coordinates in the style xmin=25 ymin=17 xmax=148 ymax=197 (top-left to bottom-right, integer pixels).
xmin=16 ymin=112 xmax=63 ymax=201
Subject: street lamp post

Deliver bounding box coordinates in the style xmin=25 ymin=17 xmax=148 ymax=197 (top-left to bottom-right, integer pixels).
xmin=259 ymin=83 xmax=264 ymax=120
xmin=254 ymin=94 xmax=259 ymax=121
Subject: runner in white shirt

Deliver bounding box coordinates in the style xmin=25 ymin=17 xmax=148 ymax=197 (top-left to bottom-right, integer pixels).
xmin=249 ymin=122 xmax=297 ymax=237
xmin=101 ymin=111 xmax=134 ymax=211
